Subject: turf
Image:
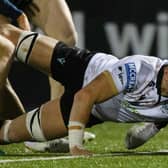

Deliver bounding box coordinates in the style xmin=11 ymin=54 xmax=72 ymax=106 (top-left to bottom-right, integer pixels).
xmin=0 ymin=122 xmax=168 ymax=168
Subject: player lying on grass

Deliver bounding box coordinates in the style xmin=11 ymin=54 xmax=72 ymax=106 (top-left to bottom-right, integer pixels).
xmin=0 ymin=19 xmax=168 ymax=156
xmin=1 ymin=1 xmax=161 ymax=152
xmin=10 ymin=0 xmax=165 ymax=151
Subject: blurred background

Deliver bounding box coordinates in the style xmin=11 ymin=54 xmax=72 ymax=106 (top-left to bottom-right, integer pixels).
xmin=9 ymin=0 xmax=168 ymax=111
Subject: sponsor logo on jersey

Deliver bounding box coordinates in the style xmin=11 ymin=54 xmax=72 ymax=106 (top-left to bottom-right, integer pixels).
xmin=125 ymin=63 xmax=136 ymax=91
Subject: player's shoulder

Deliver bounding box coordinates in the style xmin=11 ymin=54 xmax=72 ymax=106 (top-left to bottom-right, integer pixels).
xmin=120 ymin=54 xmax=159 ymax=63
xmin=119 ymin=55 xmax=161 ymax=71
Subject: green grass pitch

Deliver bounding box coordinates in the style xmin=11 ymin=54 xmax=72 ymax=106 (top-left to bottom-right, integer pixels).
xmin=0 ymin=122 xmax=168 ymax=168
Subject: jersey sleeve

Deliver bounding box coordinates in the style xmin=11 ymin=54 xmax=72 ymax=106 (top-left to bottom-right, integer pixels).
xmin=110 ymin=56 xmax=140 ymax=93
xmin=0 ymin=0 xmax=23 ymax=21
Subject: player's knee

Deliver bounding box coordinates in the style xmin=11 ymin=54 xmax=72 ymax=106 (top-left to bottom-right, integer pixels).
xmin=26 ymin=107 xmax=46 ymax=142
xmin=15 ymin=31 xmax=39 ymax=64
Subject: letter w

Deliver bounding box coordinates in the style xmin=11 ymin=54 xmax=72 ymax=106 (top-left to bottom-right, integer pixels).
xmin=105 ymin=23 xmax=156 ymax=58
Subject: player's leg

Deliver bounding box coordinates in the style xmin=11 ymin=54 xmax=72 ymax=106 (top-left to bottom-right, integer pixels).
xmin=12 ymin=0 xmax=77 ymax=100
xmin=0 ymin=34 xmax=25 ymax=119
xmin=0 ymin=33 xmax=67 ymax=144
xmin=27 ymin=0 xmax=77 ymax=46
xmin=23 ymin=0 xmax=78 ymax=100
xmin=0 ymin=79 xmax=25 ymax=120
xmin=0 ymin=23 xmax=58 ymax=75
xmin=0 ymin=98 xmax=67 ymax=144
xmin=2 ymin=27 xmax=75 ymax=78
xmin=125 ymin=122 xmax=167 ymax=149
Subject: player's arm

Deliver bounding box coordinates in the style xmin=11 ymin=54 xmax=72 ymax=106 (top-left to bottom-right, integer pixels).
xmin=0 ymin=0 xmax=30 ymax=30
xmin=68 ymin=70 xmax=119 ymax=156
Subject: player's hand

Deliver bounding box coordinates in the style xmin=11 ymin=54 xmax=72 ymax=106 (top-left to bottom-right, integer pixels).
xmin=17 ymin=13 xmax=31 ymax=31
xmin=70 ymin=146 xmax=93 ymax=156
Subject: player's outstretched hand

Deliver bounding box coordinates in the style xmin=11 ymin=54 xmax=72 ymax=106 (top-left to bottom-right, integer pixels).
xmin=70 ymin=146 xmax=93 ymax=156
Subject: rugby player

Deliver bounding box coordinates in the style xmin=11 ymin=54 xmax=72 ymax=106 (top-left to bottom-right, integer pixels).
xmin=1 ymin=20 xmax=168 ymax=156
xmin=3 ymin=0 xmax=163 ymax=151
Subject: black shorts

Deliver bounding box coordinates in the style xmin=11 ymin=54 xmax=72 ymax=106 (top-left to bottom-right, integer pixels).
xmin=51 ymin=42 xmax=103 ymax=127
xmin=11 ymin=0 xmax=32 ymax=9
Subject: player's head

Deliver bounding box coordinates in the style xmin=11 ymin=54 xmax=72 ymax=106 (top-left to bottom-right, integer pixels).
xmin=156 ymin=64 xmax=168 ymax=99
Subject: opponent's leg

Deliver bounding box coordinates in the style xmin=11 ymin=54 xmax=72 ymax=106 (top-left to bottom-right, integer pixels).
xmin=27 ymin=0 xmax=77 ymax=46
xmin=0 ymin=35 xmax=25 ymax=120
xmin=0 ymin=79 xmax=25 ymax=120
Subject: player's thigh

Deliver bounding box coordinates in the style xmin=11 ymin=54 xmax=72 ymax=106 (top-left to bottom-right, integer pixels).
xmin=41 ymin=98 xmax=67 ymax=139
xmin=31 ymin=0 xmax=77 ymax=45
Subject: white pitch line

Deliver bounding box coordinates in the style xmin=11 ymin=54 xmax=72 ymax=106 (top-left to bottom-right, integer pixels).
xmin=0 ymin=155 xmax=83 ymax=164
xmin=1 ymin=151 xmax=168 ymax=164
xmin=0 ymin=153 xmax=116 ymax=164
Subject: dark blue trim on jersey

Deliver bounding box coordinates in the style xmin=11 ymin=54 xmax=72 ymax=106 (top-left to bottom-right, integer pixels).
xmin=0 ymin=0 xmax=23 ymax=20
xmin=125 ymin=62 xmax=136 ymax=91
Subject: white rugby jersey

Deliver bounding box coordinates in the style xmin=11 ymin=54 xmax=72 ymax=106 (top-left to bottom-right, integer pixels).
xmin=83 ymin=53 xmax=168 ymax=122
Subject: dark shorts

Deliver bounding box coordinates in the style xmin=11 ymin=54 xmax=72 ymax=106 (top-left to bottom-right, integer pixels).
xmin=11 ymin=0 xmax=32 ymax=9
xmin=11 ymin=0 xmax=35 ymax=19
xmin=50 ymin=42 xmax=103 ymax=127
